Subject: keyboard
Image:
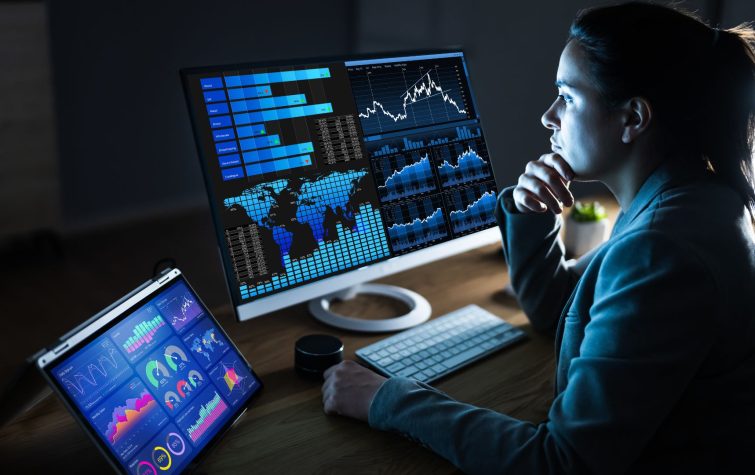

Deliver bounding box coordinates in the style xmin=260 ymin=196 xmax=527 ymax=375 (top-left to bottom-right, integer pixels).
xmin=356 ymin=304 xmax=527 ymax=383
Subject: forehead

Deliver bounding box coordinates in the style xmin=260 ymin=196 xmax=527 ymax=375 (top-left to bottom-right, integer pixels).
xmin=556 ymin=40 xmax=593 ymax=90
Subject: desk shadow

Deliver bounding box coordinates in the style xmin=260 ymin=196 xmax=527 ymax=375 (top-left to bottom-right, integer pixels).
xmin=491 ymin=287 xmax=520 ymax=307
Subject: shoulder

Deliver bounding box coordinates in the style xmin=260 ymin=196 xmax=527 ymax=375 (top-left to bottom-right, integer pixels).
xmin=592 ymin=229 xmax=716 ymax=295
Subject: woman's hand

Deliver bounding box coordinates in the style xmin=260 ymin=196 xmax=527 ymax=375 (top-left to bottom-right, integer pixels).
xmin=513 ymin=153 xmax=575 ymax=214
xmin=321 ymin=360 xmax=387 ymax=422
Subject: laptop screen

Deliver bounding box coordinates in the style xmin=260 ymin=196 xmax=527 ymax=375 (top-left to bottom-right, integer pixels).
xmin=46 ymin=276 xmax=261 ymax=474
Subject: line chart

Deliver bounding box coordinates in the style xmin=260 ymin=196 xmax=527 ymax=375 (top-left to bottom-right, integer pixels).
xmin=373 ymin=152 xmax=437 ymax=202
xmin=383 ymin=195 xmax=449 ymax=253
xmin=434 ymin=139 xmax=492 ymax=187
xmin=445 ymin=181 xmax=498 ymax=235
xmin=348 ymin=56 xmax=474 ymax=135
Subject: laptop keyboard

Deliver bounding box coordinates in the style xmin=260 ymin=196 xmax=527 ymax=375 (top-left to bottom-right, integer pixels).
xmin=356 ymin=304 xmax=527 ymax=383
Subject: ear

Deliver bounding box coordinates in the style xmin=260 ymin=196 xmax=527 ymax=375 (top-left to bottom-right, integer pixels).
xmin=621 ymin=97 xmax=652 ymax=144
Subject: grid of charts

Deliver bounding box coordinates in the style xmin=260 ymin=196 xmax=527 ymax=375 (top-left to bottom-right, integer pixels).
xmin=185 ymin=51 xmax=499 ymax=303
xmin=52 ymin=280 xmax=259 ymax=474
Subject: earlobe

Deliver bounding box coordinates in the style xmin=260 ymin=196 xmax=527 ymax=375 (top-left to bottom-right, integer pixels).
xmin=621 ymin=97 xmax=652 ymax=144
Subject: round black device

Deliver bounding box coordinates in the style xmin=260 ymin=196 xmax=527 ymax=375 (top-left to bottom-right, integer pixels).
xmin=295 ymin=334 xmax=344 ymax=380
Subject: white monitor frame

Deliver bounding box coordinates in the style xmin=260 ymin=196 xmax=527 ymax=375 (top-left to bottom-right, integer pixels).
xmin=182 ymin=50 xmax=502 ymax=325
xmin=236 ymin=227 xmax=500 ymax=321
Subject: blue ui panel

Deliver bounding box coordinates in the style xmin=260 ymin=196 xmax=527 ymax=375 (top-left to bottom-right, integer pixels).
xmin=51 ymin=279 xmax=261 ymax=474
xmin=182 ymin=51 xmax=499 ymax=306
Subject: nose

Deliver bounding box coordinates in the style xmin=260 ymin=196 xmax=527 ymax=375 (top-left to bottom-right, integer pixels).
xmin=541 ymin=99 xmax=560 ymax=130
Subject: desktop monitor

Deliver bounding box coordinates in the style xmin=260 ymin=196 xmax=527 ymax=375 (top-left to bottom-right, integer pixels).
xmin=181 ymin=50 xmax=500 ymax=331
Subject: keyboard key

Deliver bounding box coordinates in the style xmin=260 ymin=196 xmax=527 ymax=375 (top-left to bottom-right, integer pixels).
xmin=398 ymin=366 xmax=419 ymax=377
xmin=387 ymin=362 xmax=405 ymax=372
xmin=444 ymin=345 xmax=488 ymax=369
xmin=430 ymin=363 xmax=447 ymax=373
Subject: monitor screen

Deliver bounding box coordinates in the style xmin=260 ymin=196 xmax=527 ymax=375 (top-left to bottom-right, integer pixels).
xmin=182 ymin=51 xmax=499 ymax=320
xmin=46 ymin=276 xmax=261 ymax=474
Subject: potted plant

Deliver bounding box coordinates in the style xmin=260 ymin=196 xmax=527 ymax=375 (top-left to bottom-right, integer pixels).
xmin=564 ymin=200 xmax=610 ymax=256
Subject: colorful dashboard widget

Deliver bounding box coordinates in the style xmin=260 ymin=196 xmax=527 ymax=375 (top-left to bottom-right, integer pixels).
xmin=127 ymin=423 xmax=194 ymax=475
xmin=181 ymin=318 xmax=229 ymax=370
xmin=209 ymin=355 xmax=259 ymax=408
xmin=110 ymin=304 xmax=174 ymax=364
xmin=136 ymin=336 xmax=208 ymax=414
xmin=174 ymin=385 xmax=230 ymax=448
xmin=90 ymin=377 xmax=169 ymax=462
xmin=154 ymin=280 xmax=206 ymax=334
xmin=53 ymin=337 xmax=133 ymax=413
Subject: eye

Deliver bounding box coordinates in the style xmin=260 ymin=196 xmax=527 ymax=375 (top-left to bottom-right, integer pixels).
xmin=557 ymin=93 xmax=573 ymax=104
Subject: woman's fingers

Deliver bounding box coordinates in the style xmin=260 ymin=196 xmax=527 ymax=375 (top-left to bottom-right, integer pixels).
xmin=512 ymin=153 xmax=575 ymax=214
xmin=517 ymin=173 xmax=564 ymax=213
xmin=512 ymin=187 xmax=547 ymax=213
xmin=529 ymin=158 xmax=574 ymax=207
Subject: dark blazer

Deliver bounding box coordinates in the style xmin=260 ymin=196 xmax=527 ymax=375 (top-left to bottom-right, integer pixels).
xmin=369 ymin=160 xmax=755 ymax=474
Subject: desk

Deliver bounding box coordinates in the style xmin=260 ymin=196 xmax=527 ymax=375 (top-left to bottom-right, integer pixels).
xmin=0 ymin=242 xmax=561 ymax=474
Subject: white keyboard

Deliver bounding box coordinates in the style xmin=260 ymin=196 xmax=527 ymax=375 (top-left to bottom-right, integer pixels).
xmin=356 ymin=305 xmax=527 ymax=383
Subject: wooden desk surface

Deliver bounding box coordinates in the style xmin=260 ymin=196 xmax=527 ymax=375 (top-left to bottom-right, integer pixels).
xmin=0 ymin=243 xmax=558 ymax=474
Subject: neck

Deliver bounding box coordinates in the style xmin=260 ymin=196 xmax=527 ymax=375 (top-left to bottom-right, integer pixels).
xmin=601 ymin=151 xmax=664 ymax=211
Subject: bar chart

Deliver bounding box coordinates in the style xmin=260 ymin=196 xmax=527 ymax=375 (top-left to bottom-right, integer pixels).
xmin=110 ymin=305 xmax=173 ymax=363
xmin=366 ymin=123 xmax=484 ymax=159
xmin=199 ymin=65 xmax=339 ymax=182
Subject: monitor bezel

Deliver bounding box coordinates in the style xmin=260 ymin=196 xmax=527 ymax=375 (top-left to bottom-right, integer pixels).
xmin=36 ymin=269 xmax=263 ymax=474
xmin=180 ymin=49 xmax=501 ymax=323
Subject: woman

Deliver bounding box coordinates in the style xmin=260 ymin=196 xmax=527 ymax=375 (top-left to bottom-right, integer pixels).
xmin=321 ymin=3 xmax=755 ymax=473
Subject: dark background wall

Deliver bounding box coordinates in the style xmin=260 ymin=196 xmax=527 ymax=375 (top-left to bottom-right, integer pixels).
xmin=47 ymin=1 xmax=356 ymax=231
xmin=4 ymin=0 xmax=751 ymax=235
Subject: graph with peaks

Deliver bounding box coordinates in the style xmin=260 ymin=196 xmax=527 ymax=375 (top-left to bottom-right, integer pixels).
xmin=435 ymin=139 xmax=492 ymax=187
xmin=154 ymin=280 xmax=205 ymax=334
xmin=373 ymin=152 xmax=437 ymax=202
xmin=175 ymin=387 xmax=229 ymax=446
xmin=384 ymin=195 xmax=449 ymax=253
xmin=445 ymin=182 xmax=498 ymax=235
xmin=110 ymin=305 xmax=173 ymax=363
xmin=54 ymin=339 xmax=133 ymax=412
xmin=349 ymin=56 xmax=474 ymax=135
xmin=209 ymin=356 xmax=259 ymax=407
xmin=90 ymin=378 xmax=168 ymax=462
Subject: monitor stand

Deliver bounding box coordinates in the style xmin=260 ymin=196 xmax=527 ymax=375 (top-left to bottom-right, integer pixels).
xmin=308 ymin=283 xmax=431 ymax=332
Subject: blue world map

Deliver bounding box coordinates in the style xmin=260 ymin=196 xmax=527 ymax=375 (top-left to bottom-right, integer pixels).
xmin=224 ymin=170 xmax=369 ymax=264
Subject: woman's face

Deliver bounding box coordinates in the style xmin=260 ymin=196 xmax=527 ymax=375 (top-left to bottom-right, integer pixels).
xmin=541 ymin=41 xmax=625 ymax=181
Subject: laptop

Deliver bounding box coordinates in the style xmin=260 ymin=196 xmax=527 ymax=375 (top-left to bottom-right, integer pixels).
xmin=35 ymin=268 xmax=263 ymax=474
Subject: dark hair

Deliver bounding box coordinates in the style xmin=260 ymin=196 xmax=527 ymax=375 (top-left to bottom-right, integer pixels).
xmin=568 ymin=2 xmax=755 ymax=217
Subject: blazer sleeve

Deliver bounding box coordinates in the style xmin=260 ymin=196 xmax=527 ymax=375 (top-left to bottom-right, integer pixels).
xmin=369 ymin=230 xmax=717 ymax=475
xmin=495 ymin=186 xmax=578 ymax=335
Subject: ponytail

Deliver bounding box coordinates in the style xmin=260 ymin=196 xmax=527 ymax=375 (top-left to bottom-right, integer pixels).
xmin=702 ymin=26 xmax=755 ymax=221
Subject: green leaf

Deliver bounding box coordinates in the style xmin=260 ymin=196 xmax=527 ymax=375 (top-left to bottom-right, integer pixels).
xmin=571 ymin=200 xmax=607 ymax=222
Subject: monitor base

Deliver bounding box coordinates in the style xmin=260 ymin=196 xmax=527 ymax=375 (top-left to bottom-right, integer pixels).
xmin=308 ymin=283 xmax=431 ymax=332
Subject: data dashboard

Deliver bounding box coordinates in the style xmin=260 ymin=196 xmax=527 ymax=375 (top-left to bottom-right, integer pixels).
xmin=183 ymin=52 xmax=498 ymax=303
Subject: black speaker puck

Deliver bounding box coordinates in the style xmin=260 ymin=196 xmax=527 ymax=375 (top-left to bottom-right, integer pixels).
xmin=295 ymin=334 xmax=344 ymax=380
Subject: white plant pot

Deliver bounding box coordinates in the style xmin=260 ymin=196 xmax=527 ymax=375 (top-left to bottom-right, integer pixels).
xmin=564 ymin=216 xmax=609 ymax=256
